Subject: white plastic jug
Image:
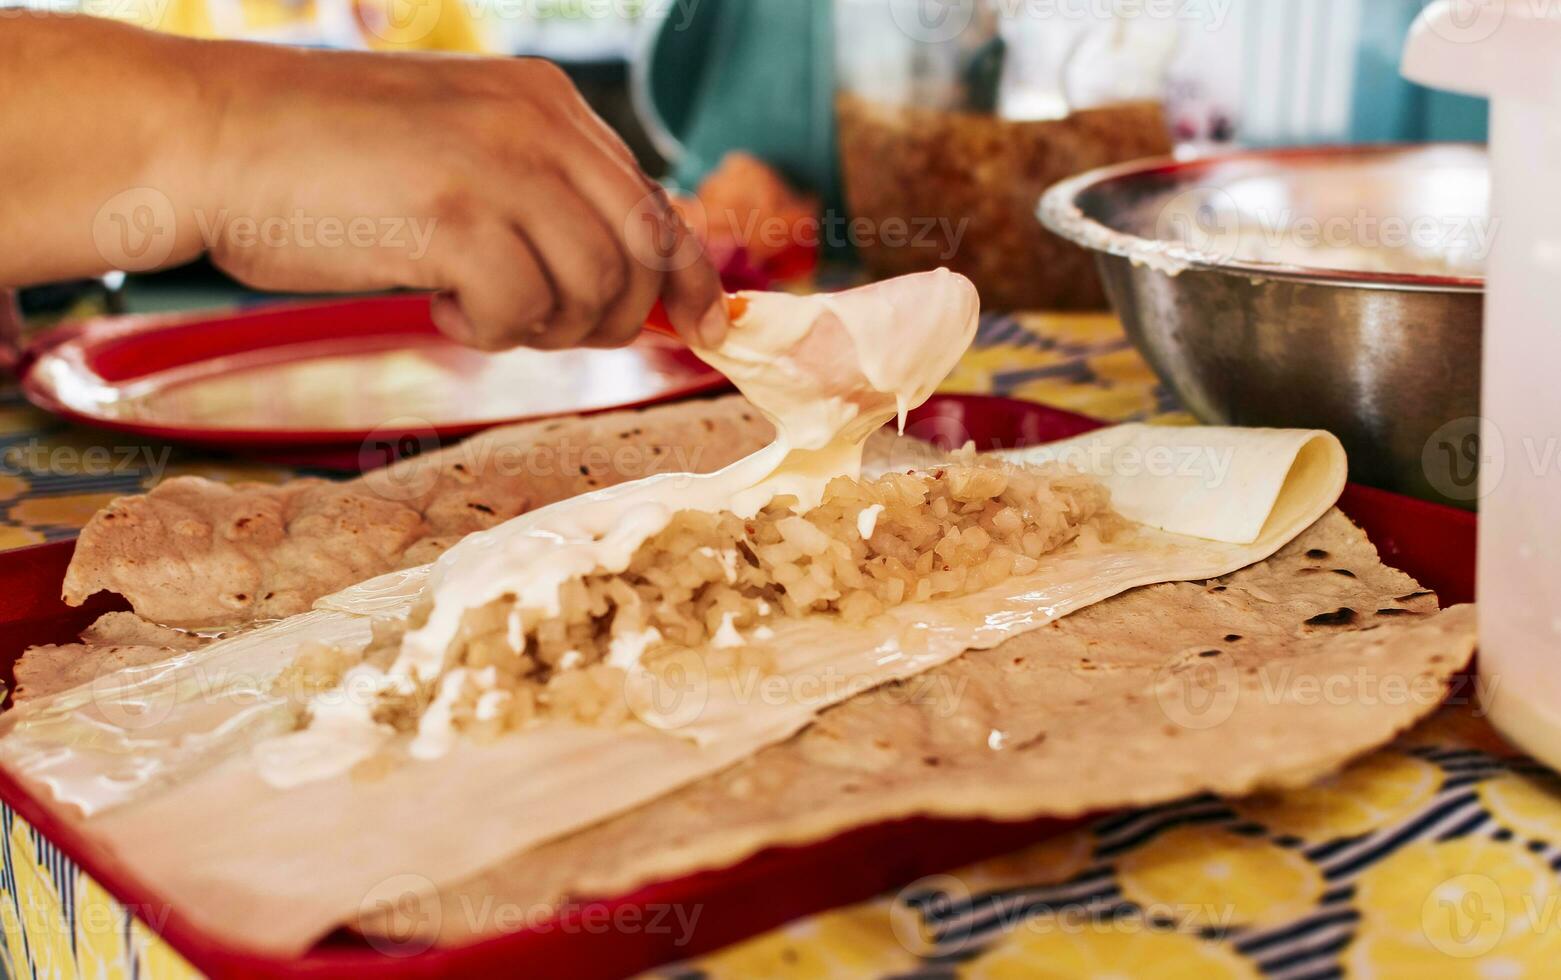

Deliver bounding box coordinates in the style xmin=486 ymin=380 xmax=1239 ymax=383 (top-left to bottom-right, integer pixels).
xmin=1402 ymin=0 xmax=1561 ymax=767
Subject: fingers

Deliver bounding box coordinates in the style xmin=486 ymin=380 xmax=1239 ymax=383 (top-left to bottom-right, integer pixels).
xmin=539 ymin=127 xmax=694 ymax=347
xmin=660 ymin=216 xmax=729 ymax=348
xmin=428 ymin=60 xmax=718 ymax=352
xmin=425 ymin=221 xmax=554 ymax=351
xmin=553 ymin=125 xmax=728 ymax=348
xmin=507 ymin=175 xmax=632 ymax=350
xmin=534 ymin=170 xmax=664 ymax=351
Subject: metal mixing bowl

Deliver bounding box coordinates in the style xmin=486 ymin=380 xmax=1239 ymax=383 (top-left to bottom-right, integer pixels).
xmin=1039 ymin=144 xmax=1486 ymax=507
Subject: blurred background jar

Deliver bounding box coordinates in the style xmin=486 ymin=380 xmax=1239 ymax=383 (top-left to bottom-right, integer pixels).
xmin=833 ymin=0 xmax=1176 ymax=310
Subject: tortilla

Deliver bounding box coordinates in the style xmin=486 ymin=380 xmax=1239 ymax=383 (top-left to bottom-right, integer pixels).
xmin=364 ymin=509 xmax=1473 ymax=947
xmin=0 ymin=418 xmax=1476 ymax=957
xmin=60 ymin=395 xmax=774 ymax=628
xmin=0 ymin=420 xmax=1416 ymax=955
xmin=13 ymin=613 xmax=209 ymax=703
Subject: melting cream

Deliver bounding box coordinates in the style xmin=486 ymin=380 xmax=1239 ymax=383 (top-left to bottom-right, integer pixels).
xmin=404 ymin=269 xmax=978 ymax=677
xmin=259 ymin=270 xmax=979 ymax=781
xmin=253 ymin=665 xmax=395 ymax=787
xmin=410 ymin=669 xmax=469 ymax=760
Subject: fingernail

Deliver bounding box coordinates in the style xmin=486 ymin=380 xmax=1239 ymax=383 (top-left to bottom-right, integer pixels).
xmin=696 ymin=299 xmax=730 ymax=349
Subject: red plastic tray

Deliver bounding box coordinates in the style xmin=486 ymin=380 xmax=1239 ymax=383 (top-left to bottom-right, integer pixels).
xmin=13 ymin=294 xmax=729 ymax=467
xmin=0 ymin=396 xmax=1476 ymax=978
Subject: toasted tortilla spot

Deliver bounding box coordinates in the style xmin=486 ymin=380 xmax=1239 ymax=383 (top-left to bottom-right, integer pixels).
xmin=1304 ymin=607 xmax=1358 ymax=627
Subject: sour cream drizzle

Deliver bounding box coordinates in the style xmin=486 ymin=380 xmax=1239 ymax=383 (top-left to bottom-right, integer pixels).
xmin=256 ymin=269 xmax=978 ymax=784
xmin=403 ymin=269 xmax=978 ymax=682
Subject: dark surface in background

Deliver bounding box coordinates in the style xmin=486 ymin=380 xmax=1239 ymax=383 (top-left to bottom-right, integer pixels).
xmin=563 ymin=59 xmax=667 ymax=178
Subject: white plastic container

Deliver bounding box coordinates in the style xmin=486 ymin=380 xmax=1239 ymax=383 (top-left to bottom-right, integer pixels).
xmin=1403 ymin=0 xmax=1561 ymax=767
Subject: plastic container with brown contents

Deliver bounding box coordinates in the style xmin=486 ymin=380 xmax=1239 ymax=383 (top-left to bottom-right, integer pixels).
xmin=834 ymin=0 xmax=1175 ymax=310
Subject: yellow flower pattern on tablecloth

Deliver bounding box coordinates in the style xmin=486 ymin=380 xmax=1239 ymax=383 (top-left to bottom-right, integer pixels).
xmin=130 ymin=916 xmax=204 ymax=980
xmin=1117 ymin=826 xmax=1326 ymax=928
xmin=74 ymin=877 xmax=131 ymax=980
xmin=1234 ymin=753 xmax=1444 ymax=841
xmin=8 ymin=815 xmax=78 ymax=980
xmin=940 ymin=344 xmax=1072 ymax=396
xmin=10 ymin=493 xmax=124 ymax=532
xmin=0 ymin=526 xmax=45 ymax=550
xmin=1355 ymin=837 xmax=1555 ymax=953
xmin=961 ymin=829 xmax=1095 ymax=893
xmin=0 ymin=809 xmax=201 ymax=980
xmin=1398 ymin=701 xmax=1522 ymax=758
xmin=1 ymin=315 xmax=1555 ymax=979
xmin=1479 ymin=773 xmax=1561 ymax=844
xmin=696 ymin=904 xmax=920 ymax=979
xmin=1011 ymin=312 xmax=1126 ymax=347
xmin=652 ymin=718 xmax=1561 ymax=979
xmin=1344 ymin=821 xmax=1561 ymax=978
xmin=966 ymin=918 xmax=1261 ymax=980
xmin=1344 ymin=923 xmax=1561 ymax=979
xmin=0 ymin=404 xmax=51 ymax=435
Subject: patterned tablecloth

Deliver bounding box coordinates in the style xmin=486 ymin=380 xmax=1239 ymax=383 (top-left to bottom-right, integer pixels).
xmin=0 ymin=310 xmax=1557 ymax=980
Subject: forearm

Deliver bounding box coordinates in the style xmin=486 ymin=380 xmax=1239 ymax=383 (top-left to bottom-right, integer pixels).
xmin=0 ymin=17 xmax=725 ymax=347
xmin=0 ymin=14 xmax=230 ymax=286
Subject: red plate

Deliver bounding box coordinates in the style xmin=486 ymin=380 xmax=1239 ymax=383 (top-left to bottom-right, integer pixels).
xmin=0 ymin=396 xmax=1476 ymax=979
xmin=14 ymin=294 xmax=729 ymax=460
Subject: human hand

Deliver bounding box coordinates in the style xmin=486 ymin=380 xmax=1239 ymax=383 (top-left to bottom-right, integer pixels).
xmin=199 ymin=48 xmax=728 ymax=350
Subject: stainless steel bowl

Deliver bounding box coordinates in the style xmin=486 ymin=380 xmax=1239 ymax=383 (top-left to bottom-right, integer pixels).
xmin=1039 ymin=144 xmax=1486 ymax=507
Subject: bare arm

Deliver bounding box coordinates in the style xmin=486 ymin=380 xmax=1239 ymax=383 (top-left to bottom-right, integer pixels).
xmin=0 ymin=14 xmax=727 ymax=348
